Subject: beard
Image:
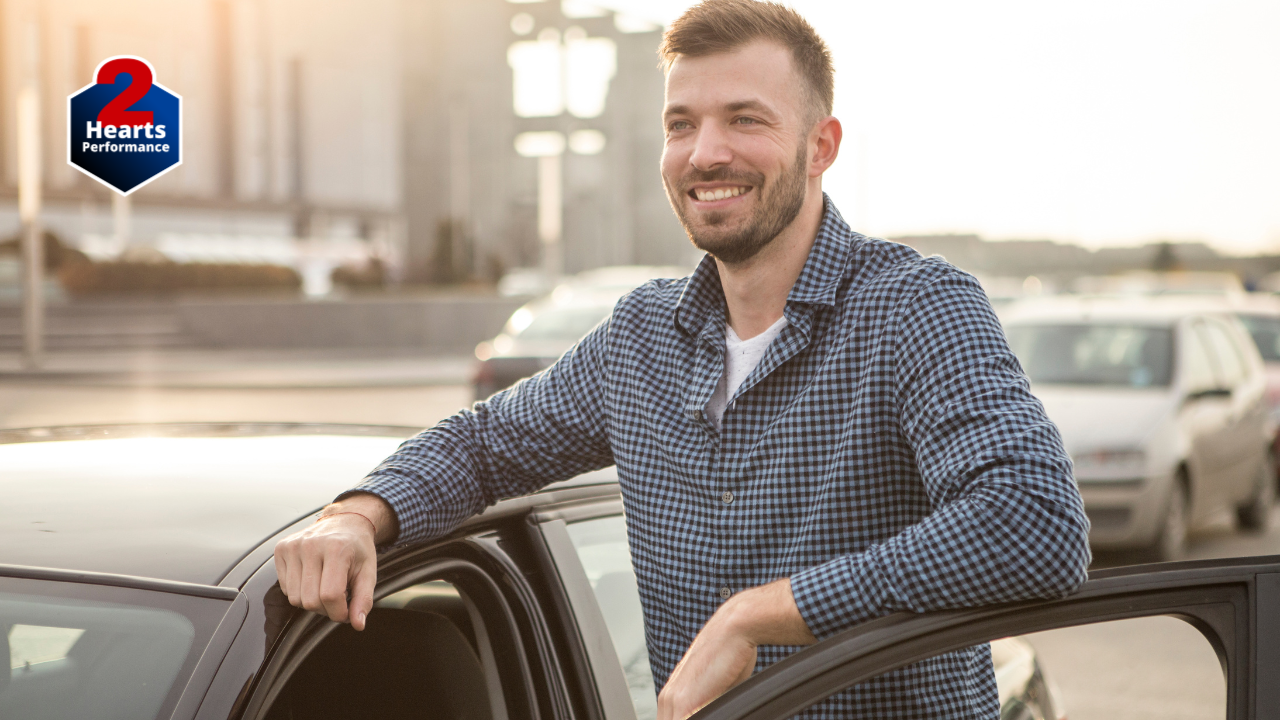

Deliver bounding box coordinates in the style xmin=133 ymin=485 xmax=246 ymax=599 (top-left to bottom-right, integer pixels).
xmin=664 ymin=142 xmax=809 ymax=265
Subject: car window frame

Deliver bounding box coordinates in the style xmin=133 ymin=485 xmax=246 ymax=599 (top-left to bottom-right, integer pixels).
xmin=690 ymin=557 xmax=1280 ymax=720
xmin=234 ymin=543 xmax=545 ymax=720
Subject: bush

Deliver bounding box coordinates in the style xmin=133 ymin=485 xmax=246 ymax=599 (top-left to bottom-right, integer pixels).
xmin=0 ymin=230 xmax=81 ymax=271
xmin=331 ymin=259 xmax=386 ymax=290
xmin=59 ymin=261 xmax=302 ymax=296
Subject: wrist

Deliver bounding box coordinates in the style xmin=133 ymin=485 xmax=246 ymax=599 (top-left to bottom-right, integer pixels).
xmin=718 ymin=585 xmax=772 ymax=646
xmin=319 ymin=492 xmax=398 ymax=544
xmin=317 ymin=510 xmax=377 ymax=534
xmin=721 ymin=578 xmax=816 ymax=647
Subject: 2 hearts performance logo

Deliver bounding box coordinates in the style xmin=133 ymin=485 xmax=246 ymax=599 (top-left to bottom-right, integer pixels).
xmin=67 ymin=56 xmax=182 ymax=194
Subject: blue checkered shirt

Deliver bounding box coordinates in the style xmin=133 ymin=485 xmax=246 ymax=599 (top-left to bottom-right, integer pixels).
xmin=352 ymin=196 xmax=1091 ymax=719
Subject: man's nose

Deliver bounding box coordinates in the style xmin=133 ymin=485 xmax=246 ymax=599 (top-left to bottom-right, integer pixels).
xmin=688 ymin=123 xmax=733 ymax=172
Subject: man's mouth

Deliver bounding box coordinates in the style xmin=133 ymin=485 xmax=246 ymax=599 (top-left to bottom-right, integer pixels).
xmin=690 ymin=185 xmax=752 ymax=202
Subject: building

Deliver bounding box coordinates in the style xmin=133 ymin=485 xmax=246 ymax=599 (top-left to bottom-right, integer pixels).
xmin=399 ymin=0 xmax=686 ymax=282
xmin=0 ymin=0 xmax=688 ymax=292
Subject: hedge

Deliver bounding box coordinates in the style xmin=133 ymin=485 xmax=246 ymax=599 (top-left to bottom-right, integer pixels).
xmin=59 ymin=261 xmax=302 ymax=296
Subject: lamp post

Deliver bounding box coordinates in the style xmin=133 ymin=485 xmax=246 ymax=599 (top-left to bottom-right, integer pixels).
xmin=17 ymin=20 xmax=43 ymax=370
xmin=514 ymin=131 xmax=566 ymax=281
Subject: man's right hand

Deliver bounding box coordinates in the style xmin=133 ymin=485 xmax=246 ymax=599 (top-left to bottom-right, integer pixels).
xmin=273 ymin=493 xmax=396 ymax=631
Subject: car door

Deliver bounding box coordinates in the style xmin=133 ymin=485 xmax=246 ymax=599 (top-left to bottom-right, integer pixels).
xmin=201 ymin=532 xmax=586 ymax=720
xmin=1182 ymin=317 xmax=1240 ymax=520
xmin=1201 ymin=317 xmax=1269 ymax=502
xmin=692 ymin=557 xmax=1280 ymax=720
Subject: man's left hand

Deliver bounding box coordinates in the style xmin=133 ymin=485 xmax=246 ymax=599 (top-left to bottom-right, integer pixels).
xmin=657 ymin=578 xmax=817 ymax=720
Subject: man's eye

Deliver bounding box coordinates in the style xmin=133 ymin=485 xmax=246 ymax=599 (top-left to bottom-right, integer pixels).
xmin=734 ymin=117 xmax=758 ymax=125
xmin=668 ymin=120 xmax=691 ymax=132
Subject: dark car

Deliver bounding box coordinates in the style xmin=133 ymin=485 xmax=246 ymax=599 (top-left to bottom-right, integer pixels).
xmin=2 ymin=423 xmax=1270 ymax=720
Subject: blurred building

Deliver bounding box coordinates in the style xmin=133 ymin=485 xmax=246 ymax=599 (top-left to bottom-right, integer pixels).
xmin=0 ymin=0 xmax=687 ymax=290
xmin=399 ymin=0 xmax=685 ymax=281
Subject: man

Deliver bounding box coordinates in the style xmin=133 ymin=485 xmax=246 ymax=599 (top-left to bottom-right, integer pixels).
xmin=275 ymin=1 xmax=1091 ymax=718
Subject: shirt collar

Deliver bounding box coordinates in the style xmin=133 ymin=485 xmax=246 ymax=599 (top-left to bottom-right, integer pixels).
xmin=675 ymin=193 xmax=855 ymax=336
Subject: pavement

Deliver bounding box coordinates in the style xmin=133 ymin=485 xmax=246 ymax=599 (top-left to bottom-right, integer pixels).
xmin=0 ymin=347 xmax=474 ymax=389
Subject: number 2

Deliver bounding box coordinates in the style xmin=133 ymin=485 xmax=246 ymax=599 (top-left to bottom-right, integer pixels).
xmin=97 ymin=57 xmax=154 ymax=127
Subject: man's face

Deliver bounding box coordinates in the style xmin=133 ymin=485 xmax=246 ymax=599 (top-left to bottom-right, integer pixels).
xmin=661 ymin=40 xmax=814 ymax=265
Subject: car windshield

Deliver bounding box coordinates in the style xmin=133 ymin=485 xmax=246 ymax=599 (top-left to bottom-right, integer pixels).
xmin=0 ymin=576 xmax=228 ymax=720
xmin=1005 ymin=323 xmax=1174 ymax=387
xmin=515 ymin=305 xmax=613 ymax=342
xmin=1238 ymin=314 xmax=1280 ymax=362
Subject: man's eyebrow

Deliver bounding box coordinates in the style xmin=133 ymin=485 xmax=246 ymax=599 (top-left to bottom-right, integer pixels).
xmin=663 ymin=100 xmax=779 ymax=119
xmin=724 ymin=100 xmax=775 ymax=115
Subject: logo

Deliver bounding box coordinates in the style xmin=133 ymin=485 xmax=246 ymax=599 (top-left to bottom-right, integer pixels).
xmin=67 ymin=56 xmax=182 ymax=194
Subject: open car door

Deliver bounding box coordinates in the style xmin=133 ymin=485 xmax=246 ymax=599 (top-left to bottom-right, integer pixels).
xmin=694 ymin=556 xmax=1280 ymax=720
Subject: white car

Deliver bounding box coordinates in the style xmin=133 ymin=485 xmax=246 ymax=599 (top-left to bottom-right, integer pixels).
xmin=474 ymin=266 xmax=691 ymax=399
xmin=1002 ymin=297 xmax=1273 ymax=560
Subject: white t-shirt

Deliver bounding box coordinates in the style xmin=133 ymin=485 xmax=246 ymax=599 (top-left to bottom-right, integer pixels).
xmin=706 ymin=315 xmax=788 ymax=431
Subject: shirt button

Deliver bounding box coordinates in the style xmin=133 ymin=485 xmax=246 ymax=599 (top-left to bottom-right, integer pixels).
xmin=719 ymin=587 xmax=732 ymax=599
xmin=722 ymin=491 xmax=734 ymax=504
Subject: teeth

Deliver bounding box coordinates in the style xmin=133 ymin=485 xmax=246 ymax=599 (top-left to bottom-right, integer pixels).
xmin=695 ymin=186 xmax=748 ymax=202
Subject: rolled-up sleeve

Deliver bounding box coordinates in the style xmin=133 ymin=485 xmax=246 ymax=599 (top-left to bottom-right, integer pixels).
xmin=790 ymin=271 xmax=1090 ymax=638
xmin=344 ymin=316 xmax=615 ymax=545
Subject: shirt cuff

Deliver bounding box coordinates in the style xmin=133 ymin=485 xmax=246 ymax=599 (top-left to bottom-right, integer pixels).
xmin=790 ymin=552 xmax=890 ymax=639
xmin=333 ymin=476 xmax=419 ymax=547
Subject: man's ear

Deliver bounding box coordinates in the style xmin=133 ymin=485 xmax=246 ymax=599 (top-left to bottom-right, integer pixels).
xmin=808 ymin=116 xmax=842 ymax=178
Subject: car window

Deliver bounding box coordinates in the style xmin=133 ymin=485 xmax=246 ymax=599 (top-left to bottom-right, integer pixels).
xmin=1238 ymin=313 xmax=1280 ymax=362
xmin=1021 ymin=616 xmax=1223 ymax=719
xmin=749 ymin=616 xmax=1224 ymax=720
xmin=1005 ymin=324 xmax=1173 ymax=387
xmin=0 ymin=576 xmax=228 ymax=720
xmin=263 ymin=579 xmax=506 ymax=720
xmin=1199 ymin=320 xmax=1246 ymax=389
xmin=565 ymin=515 xmax=656 ymax=720
xmin=1182 ymin=322 xmax=1218 ymax=393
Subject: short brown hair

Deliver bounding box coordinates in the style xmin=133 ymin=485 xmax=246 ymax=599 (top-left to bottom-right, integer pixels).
xmin=659 ymin=0 xmax=834 ymax=123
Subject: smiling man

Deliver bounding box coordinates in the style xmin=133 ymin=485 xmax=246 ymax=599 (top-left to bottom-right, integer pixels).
xmin=275 ymin=1 xmax=1091 ymax=718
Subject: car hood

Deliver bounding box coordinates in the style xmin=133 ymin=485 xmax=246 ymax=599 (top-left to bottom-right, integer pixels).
xmin=1031 ymin=385 xmax=1175 ymax=452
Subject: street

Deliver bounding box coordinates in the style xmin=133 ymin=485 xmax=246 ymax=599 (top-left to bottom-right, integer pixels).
xmin=0 ymin=349 xmax=1264 ymax=719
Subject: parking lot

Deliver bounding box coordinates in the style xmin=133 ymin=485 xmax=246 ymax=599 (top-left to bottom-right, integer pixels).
xmin=0 ymin=346 xmax=1268 ymax=719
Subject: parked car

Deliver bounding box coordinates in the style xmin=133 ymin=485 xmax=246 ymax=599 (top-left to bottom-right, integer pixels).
xmin=1225 ymin=296 xmax=1280 ymax=475
xmin=1002 ymin=297 xmax=1273 ymax=560
xmin=1232 ymin=301 xmax=1280 ymax=411
xmin=0 ymin=422 xmax=1091 ymax=720
xmin=474 ymin=266 xmax=690 ymax=400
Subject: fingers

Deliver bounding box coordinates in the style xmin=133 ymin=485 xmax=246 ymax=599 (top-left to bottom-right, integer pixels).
xmin=274 ymin=536 xmax=305 ymax=608
xmin=349 ymin=559 xmax=378 ymax=631
xmin=318 ymin=552 xmax=352 ymax=623
xmin=298 ymin=542 xmax=325 ymax=614
xmin=272 ymin=515 xmax=378 ymax=625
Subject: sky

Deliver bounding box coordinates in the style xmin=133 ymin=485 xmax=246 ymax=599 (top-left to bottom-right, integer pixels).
xmin=593 ymin=0 xmax=1280 ymax=254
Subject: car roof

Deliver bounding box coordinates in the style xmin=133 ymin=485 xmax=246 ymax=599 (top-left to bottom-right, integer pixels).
xmin=0 ymin=423 xmax=619 ymax=588
xmin=1000 ymin=294 xmax=1243 ymax=326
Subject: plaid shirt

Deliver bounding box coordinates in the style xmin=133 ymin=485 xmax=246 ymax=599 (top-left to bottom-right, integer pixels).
xmin=353 ymin=196 xmax=1091 ymax=719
